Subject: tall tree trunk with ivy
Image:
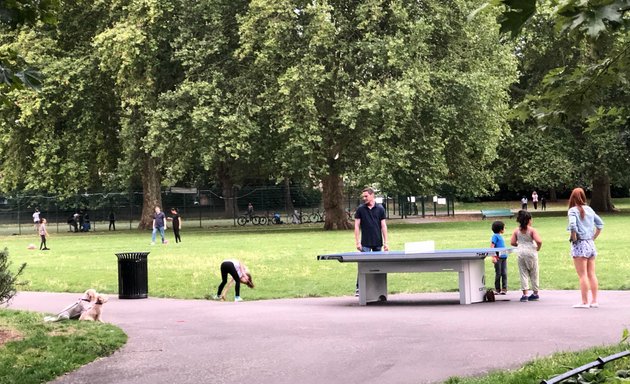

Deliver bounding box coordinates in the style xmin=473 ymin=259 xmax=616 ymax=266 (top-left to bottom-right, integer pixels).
xmin=322 ymin=173 xmax=352 ymax=230
xmin=138 ymin=156 xmax=162 ymax=229
xmin=590 ymin=173 xmax=615 ymax=212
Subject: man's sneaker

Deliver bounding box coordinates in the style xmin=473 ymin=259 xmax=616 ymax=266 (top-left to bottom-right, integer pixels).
xmin=234 ymin=296 xmax=243 ymax=302
xmin=500 ymin=290 xmax=507 ymax=295
xmin=528 ymin=294 xmax=539 ymax=301
xmin=520 ymin=295 xmax=528 ymax=302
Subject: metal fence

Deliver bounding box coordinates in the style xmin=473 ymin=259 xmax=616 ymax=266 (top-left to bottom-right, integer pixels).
xmin=0 ymin=186 xmax=454 ymax=235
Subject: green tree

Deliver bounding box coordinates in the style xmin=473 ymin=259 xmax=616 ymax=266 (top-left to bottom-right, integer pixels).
xmin=0 ymin=0 xmax=56 ymax=103
xmin=473 ymin=0 xmax=629 ymax=39
xmin=0 ymin=1 xmax=121 ymax=197
xmin=477 ymin=1 xmax=630 ymax=211
xmin=93 ymin=0 xmax=184 ymax=228
xmin=237 ymin=0 xmax=517 ymax=229
xmin=143 ymin=0 xmax=265 ymax=217
xmin=0 ymin=248 xmax=26 ymax=305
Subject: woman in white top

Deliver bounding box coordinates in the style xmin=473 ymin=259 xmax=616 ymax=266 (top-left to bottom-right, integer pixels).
xmin=213 ymin=260 xmax=254 ymax=302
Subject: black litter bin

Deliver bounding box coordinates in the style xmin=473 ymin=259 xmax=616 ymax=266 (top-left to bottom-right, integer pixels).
xmin=116 ymin=252 xmax=149 ymax=299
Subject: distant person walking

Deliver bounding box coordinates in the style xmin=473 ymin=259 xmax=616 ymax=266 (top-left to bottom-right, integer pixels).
xmin=354 ymin=187 xmax=388 ymax=296
xmin=520 ymin=196 xmax=528 ymax=210
xmin=567 ymin=188 xmax=604 ymax=309
xmin=541 ymin=196 xmax=547 ymax=211
xmin=151 ymin=206 xmax=167 ymax=245
xmin=32 ymin=208 xmax=40 ymax=231
xmin=39 ymin=218 xmax=50 ymax=250
xmin=510 ymin=210 xmax=542 ymax=302
xmin=169 ymin=208 xmax=182 ymax=243
xmin=532 ymin=191 xmax=539 ymax=210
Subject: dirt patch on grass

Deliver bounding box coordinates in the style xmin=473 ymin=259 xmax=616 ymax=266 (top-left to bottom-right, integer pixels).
xmin=0 ymin=327 xmax=24 ymax=346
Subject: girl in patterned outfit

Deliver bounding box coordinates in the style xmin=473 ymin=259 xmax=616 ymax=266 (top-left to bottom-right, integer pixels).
xmin=510 ymin=210 xmax=542 ymax=302
xmin=39 ymin=218 xmax=50 ymax=250
xmin=568 ymin=188 xmax=604 ymax=309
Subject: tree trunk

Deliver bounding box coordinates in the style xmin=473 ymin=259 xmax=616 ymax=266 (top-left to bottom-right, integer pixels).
xmin=217 ymin=162 xmax=236 ymax=217
xmin=548 ymin=188 xmax=557 ymax=202
xmin=322 ymin=173 xmax=352 ymax=230
xmin=590 ymin=173 xmax=616 ymax=212
xmin=138 ymin=155 xmax=162 ymax=229
xmin=222 ymin=182 xmax=235 ymax=218
xmin=283 ymin=177 xmax=294 ymax=213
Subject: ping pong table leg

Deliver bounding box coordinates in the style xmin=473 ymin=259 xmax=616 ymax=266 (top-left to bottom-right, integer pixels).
xmin=458 ymin=260 xmax=485 ymax=304
xmin=358 ymin=272 xmax=387 ymax=305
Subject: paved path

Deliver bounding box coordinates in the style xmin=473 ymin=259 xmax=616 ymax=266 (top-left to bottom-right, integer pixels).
xmin=7 ymin=290 xmax=630 ymax=384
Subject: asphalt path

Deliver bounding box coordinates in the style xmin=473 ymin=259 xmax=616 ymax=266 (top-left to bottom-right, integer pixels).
xmin=7 ymin=290 xmax=630 ymax=384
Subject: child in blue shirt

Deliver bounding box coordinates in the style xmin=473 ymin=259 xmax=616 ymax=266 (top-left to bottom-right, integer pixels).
xmin=491 ymin=221 xmax=508 ymax=295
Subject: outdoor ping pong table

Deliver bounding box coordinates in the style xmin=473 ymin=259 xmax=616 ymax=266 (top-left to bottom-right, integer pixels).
xmin=317 ymin=248 xmax=512 ymax=305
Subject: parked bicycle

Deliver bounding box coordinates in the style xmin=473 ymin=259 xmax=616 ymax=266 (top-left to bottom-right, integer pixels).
xmin=290 ymin=209 xmax=311 ymax=224
xmin=237 ymin=214 xmax=267 ymax=226
xmin=310 ymin=209 xmax=325 ymax=223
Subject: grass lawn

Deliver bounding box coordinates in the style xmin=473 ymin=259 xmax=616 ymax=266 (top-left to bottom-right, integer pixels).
xmin=445 ymin=342 xmax=630 ymax=384
xmin=0 ymin=309 xmax=126 ymax=384
xmin=1 ymin=213 xmax=628 ymax=301
xmin=1 ymin=210 xmax=629 ymax=384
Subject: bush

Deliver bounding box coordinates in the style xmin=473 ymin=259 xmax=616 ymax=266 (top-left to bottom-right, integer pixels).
xmin=0 ymin=247 xmax=26 ymax=304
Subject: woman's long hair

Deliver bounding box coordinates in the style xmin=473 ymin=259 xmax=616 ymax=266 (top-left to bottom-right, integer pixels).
xmin=516 ymin=210 xmax=531 ymax=231
xmin=245 ymin=273 xmax=255 ymax=289
xmin=568 ymin=188 xmax=587 ymax=219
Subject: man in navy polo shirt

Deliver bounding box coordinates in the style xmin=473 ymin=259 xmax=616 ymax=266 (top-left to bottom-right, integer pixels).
xmin=354 ymin=187 xmax=389 ymax=295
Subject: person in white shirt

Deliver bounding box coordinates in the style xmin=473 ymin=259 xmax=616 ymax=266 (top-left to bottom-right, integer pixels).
xmin=32 ymin=208 xmax=40 ymax=231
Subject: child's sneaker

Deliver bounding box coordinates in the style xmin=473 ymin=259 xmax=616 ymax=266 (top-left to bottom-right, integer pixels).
xmin=528 ymin=294 xmax=539 ymax=301
xmin=520 ymin=295 xmax=528 ymax=302
xmin=500 ymin=289 xmax=507 ymax=295
xmin=234 ymin=296 xmax=243 ymax=302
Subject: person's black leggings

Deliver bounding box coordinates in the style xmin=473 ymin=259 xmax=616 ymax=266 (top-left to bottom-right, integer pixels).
xmin=216 ymin=261 xmax=240 ymax=297
xmin=173 ymin=227 xmax=181 ymax=243
xmin=39 ymin=235 xmax=47 ymax=250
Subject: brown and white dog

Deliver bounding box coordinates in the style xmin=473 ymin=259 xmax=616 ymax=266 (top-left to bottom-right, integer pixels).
xmin=79 ymin=294 xmax=108 ymax=322
xmin=44 ymin=289 xmax=97 ymax=322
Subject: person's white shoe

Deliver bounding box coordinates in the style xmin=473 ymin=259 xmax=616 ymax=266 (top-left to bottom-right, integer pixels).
xmin=572 ymin=303 xmax=590 ymax=309
xmin=589 ymin=303 xmax=599 ymax=308
xmin=234 ymin=296 xmax=243 ymax=302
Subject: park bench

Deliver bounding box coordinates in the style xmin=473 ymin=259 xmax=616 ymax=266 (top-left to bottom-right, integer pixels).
xmin=480 ymin=209 xmax=513 ymax=220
